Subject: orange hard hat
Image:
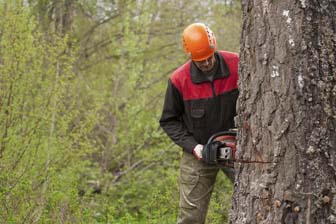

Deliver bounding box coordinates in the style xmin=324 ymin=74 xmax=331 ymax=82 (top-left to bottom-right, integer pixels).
xmin=182 ymin=23 xmax=217 ymax=61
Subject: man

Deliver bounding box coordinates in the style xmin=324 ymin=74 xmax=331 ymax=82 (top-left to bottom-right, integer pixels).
xmin=159 ymin=23 xmax=239 ymax=224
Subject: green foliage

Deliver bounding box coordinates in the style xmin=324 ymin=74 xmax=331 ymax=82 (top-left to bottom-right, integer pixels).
xmin=0 ymin=3 xmax=97 ymax=223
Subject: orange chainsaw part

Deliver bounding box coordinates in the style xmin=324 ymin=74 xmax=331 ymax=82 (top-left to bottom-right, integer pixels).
xmin=214 ymin=135 xmax=237 ymax=160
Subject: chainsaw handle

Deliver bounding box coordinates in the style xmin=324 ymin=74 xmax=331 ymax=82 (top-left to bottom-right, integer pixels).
xmin=207 ymin=131 xmax=237 ymax=144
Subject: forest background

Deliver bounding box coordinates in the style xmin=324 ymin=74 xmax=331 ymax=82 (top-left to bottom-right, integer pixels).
xmin=0 ymin=0 xmax=241 ymax=223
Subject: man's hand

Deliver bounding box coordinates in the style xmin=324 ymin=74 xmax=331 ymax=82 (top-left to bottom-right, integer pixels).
xmin=192 ymin=144 xmax=203 ymax=160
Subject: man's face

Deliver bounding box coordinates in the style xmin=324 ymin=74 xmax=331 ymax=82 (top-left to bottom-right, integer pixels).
xmin=193 ymin=54 xmax=216 ymax=73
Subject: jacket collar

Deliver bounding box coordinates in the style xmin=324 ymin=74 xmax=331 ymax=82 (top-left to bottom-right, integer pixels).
xmin=190 ymin=51 xmax=230 ymax=84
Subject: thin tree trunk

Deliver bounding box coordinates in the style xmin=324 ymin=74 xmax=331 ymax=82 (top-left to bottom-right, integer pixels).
xmin=32 ymin=60 xmax=59 ymax=224
xmin=232 ymin=0 xmax=336 ymax=223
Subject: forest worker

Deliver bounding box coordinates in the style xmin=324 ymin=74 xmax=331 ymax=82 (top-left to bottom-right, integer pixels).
xmin=159 ymin=23 xmax=239 ymax=224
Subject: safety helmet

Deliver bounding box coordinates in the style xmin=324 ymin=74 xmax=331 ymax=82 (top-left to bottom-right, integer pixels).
xmin=182 ymin=23 xmax=217 ymax=61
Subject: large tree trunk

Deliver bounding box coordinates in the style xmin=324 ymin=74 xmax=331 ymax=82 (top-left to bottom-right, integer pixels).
xmin=232 ymin=0 xmax=336 ymax=223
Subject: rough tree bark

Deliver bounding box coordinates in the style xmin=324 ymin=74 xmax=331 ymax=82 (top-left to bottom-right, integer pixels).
xmin=231 ymin=0 xmax=336 ymax=223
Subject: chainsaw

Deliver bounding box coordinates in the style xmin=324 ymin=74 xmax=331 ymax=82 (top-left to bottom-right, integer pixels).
xmin=202 ymin=130 xmax=237 ymax=165
xmin=202 ymin=129 xmax=272 ymax=166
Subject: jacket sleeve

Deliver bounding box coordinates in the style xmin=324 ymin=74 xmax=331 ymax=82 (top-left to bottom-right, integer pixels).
xmin=159 ymin=79 xmax=198 ymax=153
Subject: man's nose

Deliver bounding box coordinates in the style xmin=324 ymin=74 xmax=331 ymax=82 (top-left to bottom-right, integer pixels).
xmin=202 ymin=58 xmax=210 ymax=66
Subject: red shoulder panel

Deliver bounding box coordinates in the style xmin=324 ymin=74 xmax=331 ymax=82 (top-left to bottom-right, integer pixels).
xmin=215 ymin=51 xmax=239 ymax=95
xmin=171 ymin=52 xmax=239 ymax=101
xmin=171 ymin=62 xmax=213 ymax=100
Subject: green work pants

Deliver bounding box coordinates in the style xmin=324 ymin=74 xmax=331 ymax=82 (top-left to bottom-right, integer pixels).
xmin=177 ymin=151 xmax=234 ymax=224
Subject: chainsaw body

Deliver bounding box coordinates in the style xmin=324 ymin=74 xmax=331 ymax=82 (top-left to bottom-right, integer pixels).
xmin=202 ymin=130 xmax=237 ymax=164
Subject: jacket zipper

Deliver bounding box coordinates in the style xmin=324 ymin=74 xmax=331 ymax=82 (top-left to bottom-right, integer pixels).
xmin=210 ymin=81 xmax=216 ymax=97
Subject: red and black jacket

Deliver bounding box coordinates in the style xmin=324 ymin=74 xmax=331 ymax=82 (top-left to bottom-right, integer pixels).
xmin=159 ymin=51 xmax=239 ymax=153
